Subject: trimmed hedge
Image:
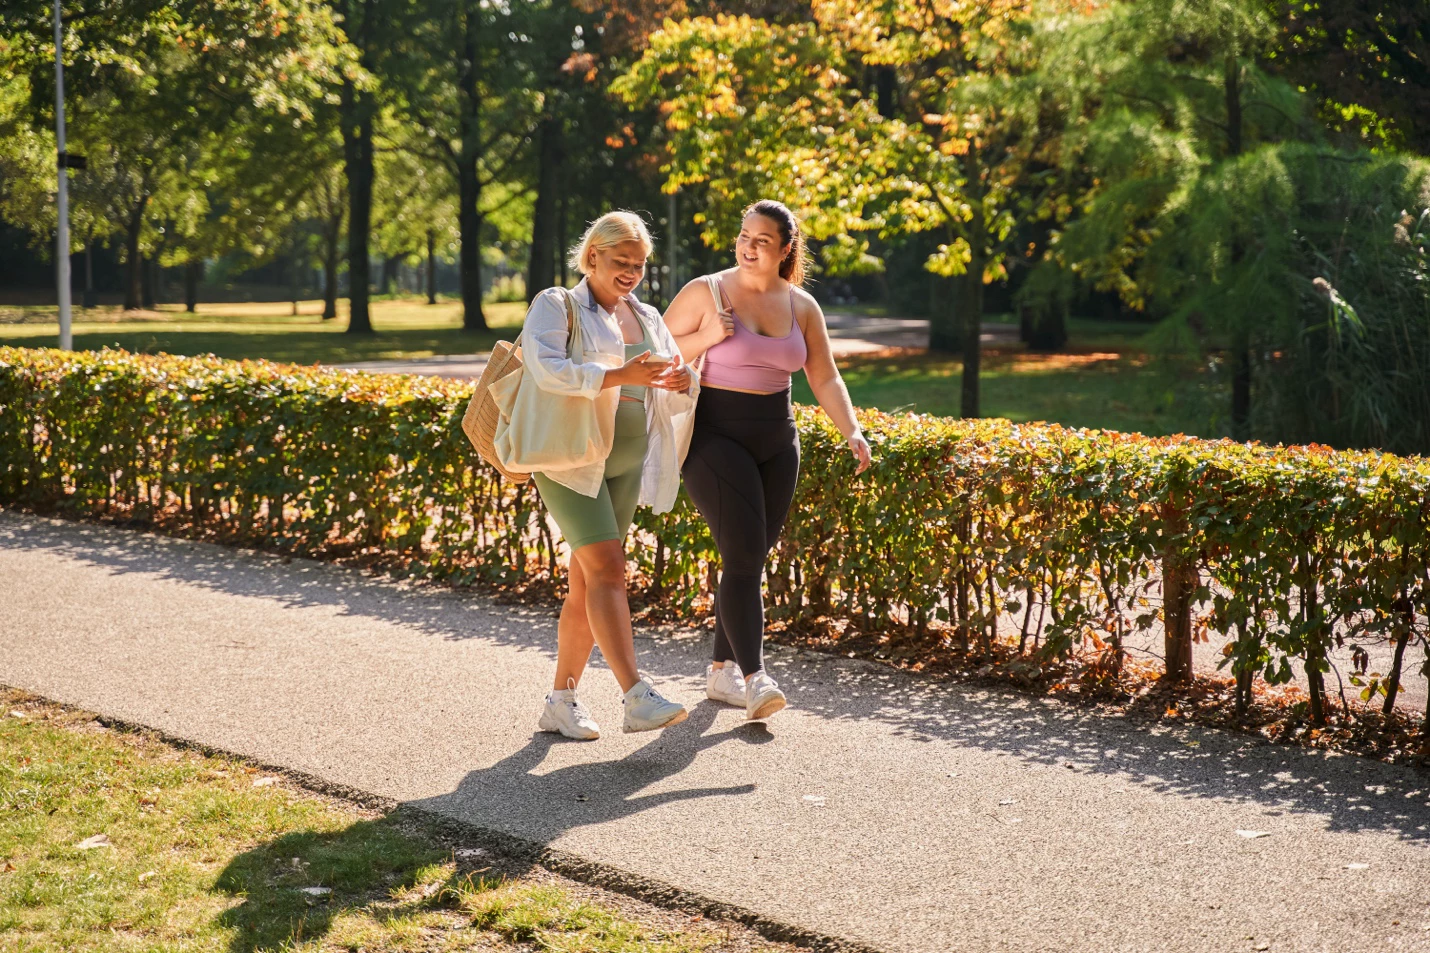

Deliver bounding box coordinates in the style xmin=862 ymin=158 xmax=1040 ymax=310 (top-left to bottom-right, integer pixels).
xmin=4 ymin=346 xmax=1429 ymax=727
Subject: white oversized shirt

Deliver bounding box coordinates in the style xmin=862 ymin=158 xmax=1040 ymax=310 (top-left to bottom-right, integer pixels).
xmin=521 ymin=278 xmax=699 ymax=513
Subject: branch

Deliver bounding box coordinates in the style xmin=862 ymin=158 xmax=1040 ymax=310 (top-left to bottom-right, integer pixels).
xmin=476 ymin=136 xmax=532 ymax=188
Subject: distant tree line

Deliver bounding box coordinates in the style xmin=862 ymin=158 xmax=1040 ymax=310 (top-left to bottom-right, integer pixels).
xmin=1 ymin=0 xmax=1426 ymax=450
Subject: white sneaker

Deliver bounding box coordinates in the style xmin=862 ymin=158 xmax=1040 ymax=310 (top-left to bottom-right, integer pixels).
xmin=745 ymin=670 xmax=786 ymax=721
xmin=621 ymin=678 xmax=688 ymax=733
xmin=538 ymin=687 xmax=600 ymax=740
xmin=706 ymin=662 xmax=746 ymax=706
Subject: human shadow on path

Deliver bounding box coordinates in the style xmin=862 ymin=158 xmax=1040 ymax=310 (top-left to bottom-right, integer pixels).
xmin=211 ymin=703 xmax=762 ymax=953
xmin=10 ymin=511 xmax=1430 ymax=848
xmin=409 ymin=702 xmax=765 ymax=844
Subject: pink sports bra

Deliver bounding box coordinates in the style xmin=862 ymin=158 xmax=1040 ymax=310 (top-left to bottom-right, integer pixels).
xmin=700 ymin=280 xmax=808 ymax=394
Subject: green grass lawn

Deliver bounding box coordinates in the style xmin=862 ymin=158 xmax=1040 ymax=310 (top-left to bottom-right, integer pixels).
xmin=0 ymin=688 xmax=771 ymax=953
xmin=0 ymin=298 xmax=527 ymax=366
xmin=796 ymin=346 xmax=1222 ymax=438
xmin=2 ymin=299 xmax=1222 ymax=437
xmin=797 ymin=318 xmax=1224 ymax=438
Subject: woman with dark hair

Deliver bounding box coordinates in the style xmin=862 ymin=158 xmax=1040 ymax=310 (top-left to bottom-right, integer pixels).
xmin=663 ymin=199 xmax=872 ymax=721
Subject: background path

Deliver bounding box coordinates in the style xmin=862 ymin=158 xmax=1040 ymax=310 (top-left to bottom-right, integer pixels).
xmin=3 ymin=511 xmax=1429 ymax=952
xmin=329 ymin=313 xmax=984 ymax=378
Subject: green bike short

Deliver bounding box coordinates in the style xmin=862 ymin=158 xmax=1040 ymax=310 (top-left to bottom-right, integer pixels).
xmin=533 ymin=400 xmax=648 ymax=551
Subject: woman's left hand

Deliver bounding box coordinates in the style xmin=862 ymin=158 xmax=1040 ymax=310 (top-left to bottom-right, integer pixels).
xmin=848 ymin=432 xmax=872 ymax=474
xmin=653 ymin=362 xmax=694 ymax=392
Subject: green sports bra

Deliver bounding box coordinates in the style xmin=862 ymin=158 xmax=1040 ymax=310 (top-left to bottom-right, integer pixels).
xmin=619 ymin=320 xmax=654 ymax=403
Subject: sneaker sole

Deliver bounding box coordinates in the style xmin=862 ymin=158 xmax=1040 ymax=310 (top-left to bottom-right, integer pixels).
xmin=706 ymin=690 xmax=746 ymax=707
xmin=622 ymin=707 xmax=689 ymax=733
xmin=538 ymin=714 xmax=600 ymax=741
xmin=747 ymin=693 xmax=787 ymax=721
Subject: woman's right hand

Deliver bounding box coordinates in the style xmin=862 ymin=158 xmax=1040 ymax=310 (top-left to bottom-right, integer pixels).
xmin=603 ymin=350 xmax=671 ymax=389
xmin=705 ymin=308 xmax=736 ymax=347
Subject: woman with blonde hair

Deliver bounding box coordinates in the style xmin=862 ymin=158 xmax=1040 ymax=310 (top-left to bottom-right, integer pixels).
xmin=663 ymin=199 xmax=872 ymax=721
xmin=524 ymin=211 xmax=699 ymax=739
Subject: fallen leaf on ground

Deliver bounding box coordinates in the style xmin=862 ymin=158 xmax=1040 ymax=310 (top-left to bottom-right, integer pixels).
xmin=138 ymin=871 xmax=157 ymax=883
xmin=455 ymin=848 xmax=488 ymax=858
xmin=299 ymin=886 xmax=332 ymax=897
xmin=76 ymin=834 xmax=112 ymax=849
xmin=8 ymin=711 xmax=25 ymax=719
xmin=1235 ymin=830 xmax=1271 ymax=839
xmin=252 ymin=777 xmax=277 ymax=787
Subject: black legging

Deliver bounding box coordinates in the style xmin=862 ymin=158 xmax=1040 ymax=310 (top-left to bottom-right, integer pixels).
xmin=681 ymin=387 xmax=800 ymax=675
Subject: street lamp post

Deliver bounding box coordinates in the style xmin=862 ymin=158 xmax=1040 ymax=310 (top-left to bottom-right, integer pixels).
xmin=53 ymin=0 xmax=72 ymax=350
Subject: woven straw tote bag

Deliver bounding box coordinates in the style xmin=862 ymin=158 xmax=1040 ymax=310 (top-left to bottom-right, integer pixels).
xmin=461 ymin=290 xmax=578 ymax=483
xmin=462 ymin=339 xmax=529 ymax=482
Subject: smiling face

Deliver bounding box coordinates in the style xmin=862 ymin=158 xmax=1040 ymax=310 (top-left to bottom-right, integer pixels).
xmin=735 ymin=212 xmax=790 ymax=278
xmin=586 ymin=239 xmax=648 ymax=302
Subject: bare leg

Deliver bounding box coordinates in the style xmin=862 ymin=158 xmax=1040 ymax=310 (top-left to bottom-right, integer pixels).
xmin=571 ymin=540 xmax=640 ymax=692
xmin=553 ymin=558 xmax=596 ymax=690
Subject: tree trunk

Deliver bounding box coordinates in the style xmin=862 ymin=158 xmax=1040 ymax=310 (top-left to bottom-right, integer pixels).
xmin=426 ymin=229 xmax=437 ymax=304
xmin=322 ymin=228 xmax=340 ymax=320
xmin=557 ymin=186 xmax=569 ymax=286
xmin=1162 ymin=549 xmax=1196 ymax=683
xmin=928 ymin=274 xmax=959 ymax=352
xmin=526 ymin=117 xmax=561 ymax=303
xmin=83 ymin=240 xmax=96 ymax=309
xmin=140 ymin=256 xmax=156 ymax=310
xmin=1226 ymin=55 xmax=1250 ymax=438
xmin=958 ymin=258 xmax=985 ymax=419
xmin=289 ymin=248 xmax=302 ymax=316
xmin=1026 ymin=300 xmax=1068 ymax=352
xmin=1231 ymin=344 xmax=1252 ymax=439
xmin=875 ymin=66 xmax=897 ymax=118
xmin=341 ymin=44 xmax=375 ymax=335
xmin=380 ymin=254 xmax=399 ymax=295
xmin=1382 ymin=594 xmax=1413 ymax=716
xmin=184 ymin=260 xmax=201 ymax=313
xmin=457 ymin=1 xmax=488 ymax=332
xmin=122 ymin=197 xmax=148 ymax=311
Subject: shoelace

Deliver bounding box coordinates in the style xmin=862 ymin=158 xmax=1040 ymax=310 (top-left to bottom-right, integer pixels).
xmin=750 ymin=673 xmax=777 ymax=693
xmin=568 ymin=698 xmax=594 ymax=722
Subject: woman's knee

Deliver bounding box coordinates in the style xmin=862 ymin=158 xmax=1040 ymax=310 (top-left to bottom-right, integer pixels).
xmin=574 ymin=541 xmax=627 ymax=591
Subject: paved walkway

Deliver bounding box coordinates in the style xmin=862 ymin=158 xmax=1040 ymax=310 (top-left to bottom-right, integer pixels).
xmin=3 ymin=511 xmax=1429 ymax=952
xmin=331 ymin=315 xmax=1019 ymax=379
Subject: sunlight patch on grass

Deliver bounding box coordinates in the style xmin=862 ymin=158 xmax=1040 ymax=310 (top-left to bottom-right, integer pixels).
xmin=0 ymin=690 xmax=774 ymax=953
xmin=0 ymin=297 xmax=528 ymax=366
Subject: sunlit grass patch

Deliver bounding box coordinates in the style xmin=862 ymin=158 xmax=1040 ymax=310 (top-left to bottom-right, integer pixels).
xmin=0 ymin=297 xmax=527 ymax=366
xmin=794 ymin=320 xmax=1222 ymax=438
xmin=0 ymin=690 xmax=776 ymax=953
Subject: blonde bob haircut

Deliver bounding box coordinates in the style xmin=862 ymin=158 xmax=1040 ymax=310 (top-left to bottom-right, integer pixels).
xmin=568 ymin=211 xmax=654 ymax=276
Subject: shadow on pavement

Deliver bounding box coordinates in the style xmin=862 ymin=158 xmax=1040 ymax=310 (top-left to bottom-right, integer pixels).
xmin=9 ymin=510 xmax=1430 ymax=849
xmin=409 ymin=702 xmax=763 ymax=843
xmin=210 ymin=704 xmax=761 ymax=952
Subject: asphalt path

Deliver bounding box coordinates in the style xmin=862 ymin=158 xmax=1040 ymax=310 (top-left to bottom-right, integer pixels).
xmin=328 ymin=314 xmax=967 ymax=378
xmin=3 ymin=511 xmax=1429 ymax=952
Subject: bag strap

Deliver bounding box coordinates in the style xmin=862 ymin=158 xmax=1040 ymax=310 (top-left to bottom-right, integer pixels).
xmin=561 ymin=288 xmax=581 ymax=360
xmin=704 ymin=275 xmax=729 ymax=316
